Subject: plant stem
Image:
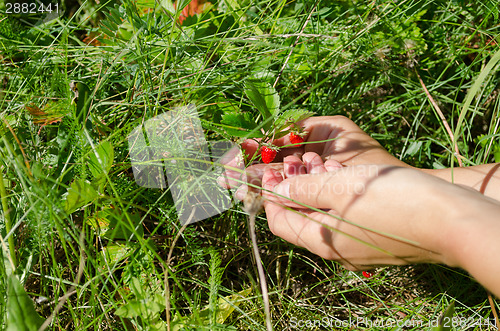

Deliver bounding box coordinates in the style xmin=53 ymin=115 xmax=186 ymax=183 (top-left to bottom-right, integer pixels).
xmin=243 ymin=192 xmax=272 ymax=331
xmin=0 ymin=166 xmax=16 ymax=269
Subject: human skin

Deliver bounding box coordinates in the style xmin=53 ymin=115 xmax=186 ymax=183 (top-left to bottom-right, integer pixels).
xmin=217 ymin=115 xmax=500 ymax=297
xmin=220 ymin=115 xmax=500 ymax=202
xmin=261 ymin=154 xmax=500 ymax=298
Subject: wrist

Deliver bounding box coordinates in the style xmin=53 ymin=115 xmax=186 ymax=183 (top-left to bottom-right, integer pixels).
xmin=444 ymin=194 xmax=500 ymax=296
xmin=408 ymin=176 xmax=483 ymax=266
xmin=437 ymin=187 xmax=500 ymax=268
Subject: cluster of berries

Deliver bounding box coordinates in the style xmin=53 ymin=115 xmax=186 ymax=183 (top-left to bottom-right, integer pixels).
xmin=259 ymin=132 xmax=306 ymax=164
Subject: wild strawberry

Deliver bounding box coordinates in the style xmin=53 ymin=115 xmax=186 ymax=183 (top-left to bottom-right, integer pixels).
xmin=362 ymin=271 xmax=374 ymax=278
xmin=289 ymin=131 xmax=305 ymax=146
xmin=260 ymin=145 xmax=278 ymax=164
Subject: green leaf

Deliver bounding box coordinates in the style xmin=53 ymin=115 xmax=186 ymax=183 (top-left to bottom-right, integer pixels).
xmin=220 ymin=112 xmax=262 ymax=138
xmin=274 ymin=108 xmax=315 ymax=132
xmin=432 ymin=301 xmax=455 ymax=331
xmin=494 ymin=149 xmax=500 ymax=163
xmin=103 ymin=210 xmax=144 ymax=241
xmin=109 ymin=7 xmax=123 ymax=26
xmin=214 ymin=288 xmax=251 ymax=324
xmin=6 ymin=275 xmax=44 ymax=331
xmin=64 ymin=179 xmax=99 ymax=213
xmin=244 ymin=80 xmax=280 ymax=127
xmin=115 ymin=297 xmax=165 ymax=319
xmin=101 ymin=243 xmax=129 ymax=266
xmin=160 ymin=0 xmax=189 ymax=15
xmin=221 ymin=112 xmax=256 ymax=130
xmin=172 ymin=287 xmax=251 ymax=329
xmin=159 ymin=0 xmax=175 ymax=14
xmin=74 ymin=82 xmax=91 ymax=124
xmin=403 ymin=141 xmax=423 ymax=158
xmin=454 ymin=47 xmax=500 ymax=165
xmin=89 ymin=140 xmax=114 ymax=179
xmin=115 ymin=277 xmax=165 ymax=320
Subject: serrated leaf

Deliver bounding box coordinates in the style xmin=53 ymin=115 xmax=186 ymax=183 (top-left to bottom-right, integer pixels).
xmin=221 ymin=112 xmax=256 ymax=130
xmin=101 ymin=243 xmax=129 ymax=265
xmin=115 ymin=299 xmax=165 ymax=319
xmin=275 ymin=108 xmax=315 ymax=132
xmin=89 ymin=140 xmax=114 ymax=179
xmin=6 ymin=275 xmax=44 ymax=331
xmin=115 ymin=277 xmax=165 ymax=320
xmin=220 ymin=112 xmax=263 ymax=138
xmin=65 ymin=179 xmax=99 ymax=213
xmin=244 ymin=80 xmax=280 ymax=127
xmin=103 ymin=210 xmax=144 ymax=241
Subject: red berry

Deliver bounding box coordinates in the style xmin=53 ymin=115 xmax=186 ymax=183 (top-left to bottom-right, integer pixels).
xmin=261 ymin=146 xmax=278 ymax=164
xmin=362 ymin=271 xmax=374 ymax=278
xmin=289 ymin=132 xmax=305 ymax=146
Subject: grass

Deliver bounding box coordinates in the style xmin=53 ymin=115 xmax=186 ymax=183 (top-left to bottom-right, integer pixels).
xmin=0 ymin=0 xmax=500 ymax=329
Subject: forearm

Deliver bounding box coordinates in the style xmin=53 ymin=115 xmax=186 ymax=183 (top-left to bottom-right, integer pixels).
xmin=422 ymin=163 xmax=500 ymax=202
xmin=442 ymin=190 xmax=500 ymax=298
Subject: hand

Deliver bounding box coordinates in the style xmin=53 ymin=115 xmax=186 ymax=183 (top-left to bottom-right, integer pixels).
xmin=218 ymin=116 xmax=410 ymax=196
xmin=260 ymin=153 xmax=463 ymax=270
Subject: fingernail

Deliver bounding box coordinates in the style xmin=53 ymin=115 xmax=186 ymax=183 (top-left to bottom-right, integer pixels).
xmin=274 ymin=181 xmax=290 ymax=198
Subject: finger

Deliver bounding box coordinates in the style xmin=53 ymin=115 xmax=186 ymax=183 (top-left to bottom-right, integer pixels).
xmin=230 ymin=163 xmax=282 ymax=199
xmin=295 ymin=117 xmax=338 ymax=155
xmin=325 ymin=159 xmax=343 ymax=172
xmin=234 ymin=185 xmax=248 ymax=201
xmin=262 ymin=167 xmax=309 ymax=209
xmin=270 ymin=167 xmax=369 ymax=210
xmin=240 ymin=139 xmax=260 ymax=158
xmin=217 ymin=145 xmax=245 ymax=189
xmin=296 ymin=116 xmax=377 ymax=160
xmin=263 ymin=198 xmax=343 ymax=260
xmin=261 ymin=167 xmax=284 ymax=192
xmin=302 ymin=152 xmax=327 ymax=174
xmin=283 ymin=155 xmax=306 ymax=178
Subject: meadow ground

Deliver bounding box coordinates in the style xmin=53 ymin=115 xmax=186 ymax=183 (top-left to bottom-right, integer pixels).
xmin=0 ymin=0 xmax=499 ymax=329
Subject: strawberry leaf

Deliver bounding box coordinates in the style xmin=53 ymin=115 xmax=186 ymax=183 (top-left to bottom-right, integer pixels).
xmin=275 ymin=108 xmax=315 ymax=132
xmin=244 ymin=80 xmax=280 ymax=129
xmin=64 ymin=179 xmax=99 ymax=213
xmin=89 ymin=140 xmax=114 ymax=179
xmin=221 ymin=112 xmax=263 ymax=138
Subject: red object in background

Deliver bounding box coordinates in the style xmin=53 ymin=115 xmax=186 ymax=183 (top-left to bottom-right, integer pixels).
xmin=177 ymin=0 xmax=206 ymax=24
xmin=362 ymin=271 xmax=374 ymax=278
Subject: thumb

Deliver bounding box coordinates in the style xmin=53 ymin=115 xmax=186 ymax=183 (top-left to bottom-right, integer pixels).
xmin=271 ymin=165 xmax=378 ymax=210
